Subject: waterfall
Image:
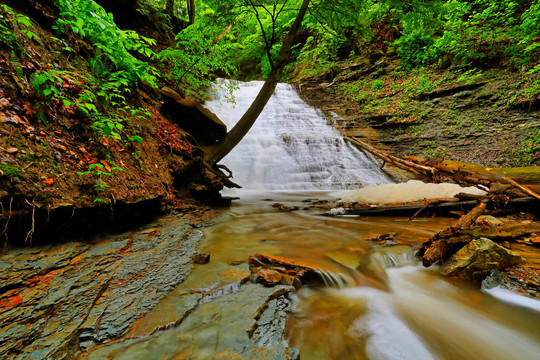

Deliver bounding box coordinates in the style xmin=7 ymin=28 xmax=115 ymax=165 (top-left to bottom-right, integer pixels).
xmin=204 ymin=80 xmax=393 ymax=191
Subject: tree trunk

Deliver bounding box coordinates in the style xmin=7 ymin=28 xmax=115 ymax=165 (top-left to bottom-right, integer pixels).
xmin=187 ymin=0 xmax=195 ymax=24
xmin=204 ymin=0 xmax=311 ymax=166
xmin=166 ymin=0 xmax=174 ymax=15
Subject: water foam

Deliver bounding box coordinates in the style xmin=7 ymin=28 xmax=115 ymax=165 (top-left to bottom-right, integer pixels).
xmin=339 ymin=180 xmax=486 ymax=204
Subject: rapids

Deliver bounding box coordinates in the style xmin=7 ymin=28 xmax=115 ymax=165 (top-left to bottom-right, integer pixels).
xmin=86 ymin=81 xmax=540 ymax=359
xmin=204 ymin=81 xmax=540 ymax=359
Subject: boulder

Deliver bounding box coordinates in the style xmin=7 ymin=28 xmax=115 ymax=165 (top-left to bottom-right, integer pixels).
xmin=441 ymin=238 xmax=525 ymax=281
xmin=160 ymin=87 xmax=227 ymax=145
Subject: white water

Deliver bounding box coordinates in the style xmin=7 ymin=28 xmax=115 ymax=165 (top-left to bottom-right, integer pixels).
xmin=337 ymin=266 xmax=540 ymax=360
xmin=199 ymin=80 xmax=540 ymax=359
xmin=205 ymin=80 xmax=392 ymax=191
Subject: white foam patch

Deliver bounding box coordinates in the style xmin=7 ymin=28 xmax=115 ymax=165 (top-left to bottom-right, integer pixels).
xmin=484 ymin=286 xmax=540 ymax=312
xmin=339 ymin=180 xmax=486 ymax=205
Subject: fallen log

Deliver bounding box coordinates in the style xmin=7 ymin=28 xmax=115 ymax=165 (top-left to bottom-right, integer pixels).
xmin=324 ymin=197 xmax=536 ymax=217
xmin=436 ymin=202 xmax=488 ymax=238
xmin=502 ymin=176 xmax=540 ymax=201
xmin=446 ymin=222 xmax=540 ymax=244
xmin=346 ymin=139 xmax=540 ymax=203
xmin=406 ymin=158 xmax=540 ymax=196
xmin=419 ymin=202 xmax=488 ymax=266
xmin=345 ymin=136 xmax=437 ymax=179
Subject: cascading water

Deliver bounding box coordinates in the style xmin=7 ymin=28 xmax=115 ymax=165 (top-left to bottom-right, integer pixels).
xmin=204 ymin=80 xmax=392 ymax=191
xmin=84 ymin=81 xmax=540 ymax=360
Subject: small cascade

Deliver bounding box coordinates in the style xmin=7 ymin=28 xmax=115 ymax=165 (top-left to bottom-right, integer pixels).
xmin=313 ymin=269 xmax=348 ymax=288
xmin=369 ymin=244 xmax=417 ymax=269
xmin=205 ymin=80 xmax=393 ymax=191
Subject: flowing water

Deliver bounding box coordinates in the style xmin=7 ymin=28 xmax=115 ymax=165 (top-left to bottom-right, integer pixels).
xmin=206 ymin=81 xmax=540 ymax=359
xmin=204 ymin=80 xmax=392 ymax=190
xmin=89 ymin=81 xmax=540 ymax=359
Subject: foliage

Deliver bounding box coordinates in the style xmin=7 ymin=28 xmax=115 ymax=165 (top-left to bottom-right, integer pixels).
xmin=518 ymin=1 xmax=540 ymax=70
xmin=78 ymin=163 xmax=124 ymax=202
xmin=29 ymin=64 xmax=150 ymax=143
xmin=158 ymin=6 xmax=236 ymax=94
xmin=0 ymin=4 xmax=39 ymax=49
xmin=395 ymin=31 xmax=437 ymax=69
xmin=0 ymin=164 xmax=22 ymax=182
xmin=54 ymin=0 xmax=157 ymax=86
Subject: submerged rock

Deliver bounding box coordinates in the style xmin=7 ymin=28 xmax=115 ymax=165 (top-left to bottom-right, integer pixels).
xmin=192 ymin=253 xmax=210 ymax=264
xmin=85 ymin=284 xmax=298 ymax=360
xmin=441 ymin=238 xmax=525 ymax=281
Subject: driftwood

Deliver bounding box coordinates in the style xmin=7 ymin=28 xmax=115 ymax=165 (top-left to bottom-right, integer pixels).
xmin=419 ymin=202 xmax=489 ymax=266
xmin=325 ymin=197 xmax=536 ymax=217
xmin=436 ymin=202 xmax=488 ymax=238
xmin=502 ymin=176 xmax=540 ymax=201
xmin=446 ymin=222 xmax=540 ymax=243
xmin=345 ymin=137 xmax=436 ymax=179
xmin=418 ymin=199 xmax=540 ymax=267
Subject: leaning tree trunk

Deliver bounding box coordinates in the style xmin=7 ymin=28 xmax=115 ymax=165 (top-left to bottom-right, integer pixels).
xmin=204 ymin=0 xmax=311 ymax=166
xmin=187 ymin=0 xmax=195 ymax=24
xmin=166 ymin=0 xmax=174 ymax=15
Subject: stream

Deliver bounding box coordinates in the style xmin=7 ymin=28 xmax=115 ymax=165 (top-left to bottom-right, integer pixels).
xmin=86 ymin=81 xmax=540 ymax=359
xmin=2 ymin=81 xmax=537 ymax=359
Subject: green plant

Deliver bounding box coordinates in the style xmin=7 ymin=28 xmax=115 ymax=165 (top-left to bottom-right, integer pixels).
xmin=158 ymin=11 xmax=237 ymax=94
xmin=0 ymin=164 xmax=21 ymax=181
xmin=456 ymin=69 xmax=484 ymax=84
xmin=371 ymin=79 xmax=384 ymax=91
xmin=30 ymin=68 xmax=66 ymax=102
xmin=416 ymin=74 xmax=434 ymax=93
xmin=78 ymin=163 xmax=123 ymax=198
xmin=0 ymin=4 xmax=39 ymax=48
xmin=54 ymin=0 xmax=157 ymax=86
xmin=395 ymin=30 xmax=438 ymax=69
xmin=410 ymin=124 xmax=424 ymax=139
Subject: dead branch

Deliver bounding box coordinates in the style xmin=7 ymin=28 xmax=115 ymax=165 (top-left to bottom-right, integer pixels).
xmin=502 ymin=176 xmax=540 ymax=201
xmin=203 ymin=162 xmax=241 ymax=189
xmin=419 ymin=201 xmax=488 ymax=267
xmin=346 ymin=136 xmax=437 ymax=179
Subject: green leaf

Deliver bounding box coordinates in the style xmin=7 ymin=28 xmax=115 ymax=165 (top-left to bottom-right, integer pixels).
xmin=89 ymin=163 xmax=104 ymax=170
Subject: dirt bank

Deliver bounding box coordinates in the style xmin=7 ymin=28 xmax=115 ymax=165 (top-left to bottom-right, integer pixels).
xmin=0 ymin=1 xmax=224 ymax=244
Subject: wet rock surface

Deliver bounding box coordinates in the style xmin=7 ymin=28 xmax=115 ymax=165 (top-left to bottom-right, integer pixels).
xmin=249 ymin=253 xmax=347 ymax=288
xmin=84 ymin=284 xmax=298 ymax=360
xmin=0 ymin=215 xmax=207 ymax=360
xmin=441 ymin=237 xmax=526 ymax=281
xmin=483 ymin=267 xmax=540 ymax=298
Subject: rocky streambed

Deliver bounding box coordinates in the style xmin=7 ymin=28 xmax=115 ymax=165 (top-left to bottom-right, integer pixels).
xmin=0 ymin=204 xmax=300 ymax=360
xmin=2 ymin=193 xmax=540 ymax=360
xmin=0 ymin=211 xmax=211 ymax=359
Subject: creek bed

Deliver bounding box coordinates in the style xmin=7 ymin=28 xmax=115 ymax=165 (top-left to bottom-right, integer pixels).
xmin=85 ymin=192 xmax=540 ymax=359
